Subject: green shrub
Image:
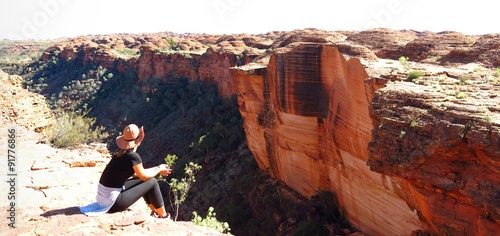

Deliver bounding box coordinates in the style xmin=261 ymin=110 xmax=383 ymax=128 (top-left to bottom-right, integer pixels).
xmin=49 ymin=109 xmax=108 ymax=148
xmin=159 ymin=154 xmax=202 ymax=221
xmin=167 ymin=38 xmax=179 ymax=50
xmin=407 ymin=70 xmax=422 ymax=81
xmin=459 ymin=77 xmax=469 ymax=85
xmin=494 ymin=68 xmax=500 ymax=78
xmin=192 ymin=207 xmax=231 ymax=234
xmin=455 ymin=92 xmax=467 ymax=99
xmin=114 ymin=47 xmax=139 ymax=59
xmin=399 ymin=56 xmax=409 ymax=69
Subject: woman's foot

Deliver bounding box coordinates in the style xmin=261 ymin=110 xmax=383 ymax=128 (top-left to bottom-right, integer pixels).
xmin=151 ymin=211 xmax=171 ymax=220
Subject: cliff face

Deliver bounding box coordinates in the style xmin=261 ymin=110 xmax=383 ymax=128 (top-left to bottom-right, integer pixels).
xmin=234 ymin=44 xmax=423 ymax=235
xmin=28 ymin=29 xmax=500 ymax=235
xmin=369 ymin=82 xmax=500 ymax=235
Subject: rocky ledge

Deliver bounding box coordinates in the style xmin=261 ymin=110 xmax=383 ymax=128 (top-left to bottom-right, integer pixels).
xmin=0 ymin=127 xmax=226 ymax=235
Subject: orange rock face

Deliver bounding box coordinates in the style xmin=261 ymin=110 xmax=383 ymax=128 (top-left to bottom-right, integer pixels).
xmin=234 ymin=44 xmax=424 ymax=235
xmin=369 ymin=82 xmax=500 ymax=235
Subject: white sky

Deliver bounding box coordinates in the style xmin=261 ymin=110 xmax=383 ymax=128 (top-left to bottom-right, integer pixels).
xmin=0 ymin=0 xmax=498 ymax=40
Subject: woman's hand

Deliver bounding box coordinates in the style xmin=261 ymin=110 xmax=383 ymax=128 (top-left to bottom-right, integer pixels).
xmin=133 ymin=163 xmax=170 ymax=181
xmin=158 ymin=164 xmax=172 ymax=176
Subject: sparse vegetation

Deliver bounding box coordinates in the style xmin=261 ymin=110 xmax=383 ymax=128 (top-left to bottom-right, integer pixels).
xmin=166 ymin=38 xmax=180 ymax=51
xmin=494 ymin=68 xmax=500 ymax=78
xmin=48 ymin=109 xmax=108 ymax=148
xmin=455 ymin=91 xmax=467 ymax=99
xmin=399 ymin=56 xmax=409 ymax=69
xmin=459 ymin=77 xmax=469 ymax=85
xmin=407 ymin=70 xmax=423 ymax=81
xmin=439 ymin=75 xmax=447 ymax=83
xmin=473 ymin=66 xmax=484 ymax=73
xmin=192 ymin=207 xmax=231 ymax=234
xmin=425 ymin=55 xmax=441 ymax=62
xmin=159 ymin=154 xmax=202 ymax=221
xmin=114 ymin=47 xmax=139 ymax=59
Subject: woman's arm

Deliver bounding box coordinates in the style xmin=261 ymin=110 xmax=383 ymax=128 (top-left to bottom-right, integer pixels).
xmin=133 ymin=163 xmax=171 ymax=181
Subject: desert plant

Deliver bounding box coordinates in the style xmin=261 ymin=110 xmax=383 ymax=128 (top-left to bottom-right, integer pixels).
xmin=455 ymin=92 xmax=467 ymax=99
xmin=494 ymin=68 xmax=500 ymax=78
xmin=160 ymin=154 xmax=202 ymax=221
xmin=459 ymin=77 xmax=469 ymax=85
xmin=166 ymin=38 xmax=179 ymax=50
xmin=399 ymin=56 xmax=409 ymax=69
xmin=114 ymin=47 xmax=139 ymax=59
xmin=407 ymin=70 xmax=422 ymax=81
xmin=473 ymin=66 xmax=484 ymax=73
xmin=49 ymin=109 xmax=108 ymax=148
xmin=192 ymin=207 xmax=231 ymax=234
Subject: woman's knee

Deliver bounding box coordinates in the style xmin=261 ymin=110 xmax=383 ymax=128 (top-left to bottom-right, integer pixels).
xmin=145 ymin=178 xmax=159 ymax=188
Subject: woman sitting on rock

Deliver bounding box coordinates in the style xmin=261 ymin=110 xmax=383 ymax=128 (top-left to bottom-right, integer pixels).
xmin=79 ymin=124 xmax=172 ymax=218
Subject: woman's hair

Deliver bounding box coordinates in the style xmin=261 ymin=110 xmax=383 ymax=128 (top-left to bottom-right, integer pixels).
xmin=114 ymin=148 xmax=134 ymax=157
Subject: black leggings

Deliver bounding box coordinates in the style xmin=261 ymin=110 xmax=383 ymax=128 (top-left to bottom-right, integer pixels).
xmin=108 ymin=178 xmax=164 ymax=212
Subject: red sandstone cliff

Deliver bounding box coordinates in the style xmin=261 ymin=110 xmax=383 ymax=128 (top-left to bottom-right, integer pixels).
xmin=28 ymin=29 xmax=500 ymax=235
xmin=233 ymin=44 xmax=424 ymax=235
xmin=369 ymin=81 xmax=500 ymax=235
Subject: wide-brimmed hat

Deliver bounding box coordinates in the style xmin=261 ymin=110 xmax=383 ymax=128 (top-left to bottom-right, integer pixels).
xmin=116 ymin=124 xmax=144 ymax=150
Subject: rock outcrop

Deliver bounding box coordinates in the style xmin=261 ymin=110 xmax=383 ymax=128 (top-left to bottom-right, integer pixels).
xmin=369 ymin=80 xmax=500 ymax=235
xmin=0 ymin=69 xmax=54 ymax=132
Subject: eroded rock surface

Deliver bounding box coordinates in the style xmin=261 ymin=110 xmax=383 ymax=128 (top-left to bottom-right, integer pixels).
xmin=369 ymin=77 xmax=500 ymax=235
xmin=0 ymin=69 xmax=55 ymax=132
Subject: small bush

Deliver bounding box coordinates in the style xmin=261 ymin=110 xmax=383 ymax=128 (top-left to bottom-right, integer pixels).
xmin=49 ymin=109 xmax=108 ymax=148
xmin=407 ymin=70 xmax=423 ymax=81
xmin=459 ymin=77 xmax=469 ymax=85
xmin=159 ymin=154 xmax=202 ymax=221
xmin=192 ymin=207 xmax=231 ymax=234
xmin=114 ymin=48 xmax=139 ymax=59
xmin=455 ymin=92 xmax=467 ymax=99
xmin=399 ymin=56 xmax=409 ymax=69
xmin=494 ymin=68 xmax=500 ymax=78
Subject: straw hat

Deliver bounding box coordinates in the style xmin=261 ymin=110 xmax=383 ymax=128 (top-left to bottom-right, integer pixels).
xmin=116 ymin=124 xmax=144 ymax=150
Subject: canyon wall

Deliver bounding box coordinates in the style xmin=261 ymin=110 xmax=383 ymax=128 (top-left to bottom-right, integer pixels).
xmin=369 ymin=82 xmax=500 ymax=235
xmin=233 ymin=44 xmax=424 ymax=235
